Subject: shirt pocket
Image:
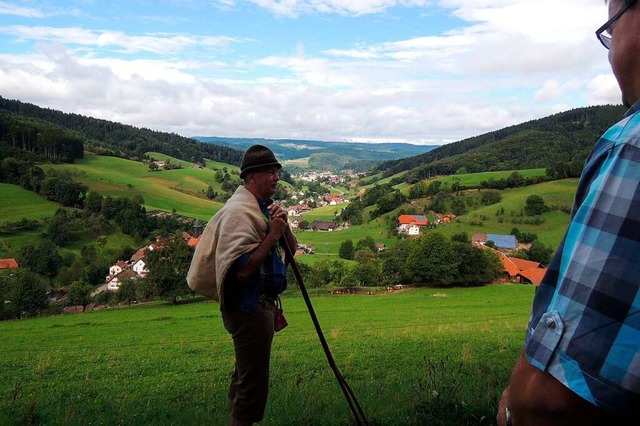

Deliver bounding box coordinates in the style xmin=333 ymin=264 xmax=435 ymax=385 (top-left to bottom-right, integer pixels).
xmin=527 ymin=311 xmax=565 ymax=370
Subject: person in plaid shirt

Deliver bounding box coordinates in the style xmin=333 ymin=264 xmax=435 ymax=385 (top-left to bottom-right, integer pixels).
xmin=498 ymin=1 xmax=640 ymax=424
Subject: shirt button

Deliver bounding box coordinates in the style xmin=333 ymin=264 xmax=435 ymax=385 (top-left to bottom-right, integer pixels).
xmin=546 ymin=318 xmax=556 ymax=329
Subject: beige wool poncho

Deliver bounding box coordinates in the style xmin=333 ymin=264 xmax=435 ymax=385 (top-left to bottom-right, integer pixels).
xmin=186 ymin=186 xmax=267 ymax=305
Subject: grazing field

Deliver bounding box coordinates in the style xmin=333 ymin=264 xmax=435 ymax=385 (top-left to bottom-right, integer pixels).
xmin=361 ymin=169 xmax=547 ymax=191
xmin=428 ymin=179 xmax=578 ymax=247
xmin=0 ymin=285 xmax=533 ymax=425
xmin=42 ymin=155 xmax=224 ymax=220
xmin=0 ymin=184 xmax=60 ymax=223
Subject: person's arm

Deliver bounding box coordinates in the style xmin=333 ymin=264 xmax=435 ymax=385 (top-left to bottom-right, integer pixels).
xmin=497 ymin=351 xmax=606 ymax=426
xmin=234 ymin=213 xmax=288 ymax=283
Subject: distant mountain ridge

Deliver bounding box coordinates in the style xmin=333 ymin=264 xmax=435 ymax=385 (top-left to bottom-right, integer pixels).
xmin=376 ymin=104 xmax=627 ymax=181
xmin=194 ymin=136 xmax=439 ymax=172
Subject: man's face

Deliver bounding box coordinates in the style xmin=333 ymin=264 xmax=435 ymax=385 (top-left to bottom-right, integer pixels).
xmin=608 ymin=0 xmax=640 ymax=107
xmin=249 ymin=167 xmax=280 ymax=199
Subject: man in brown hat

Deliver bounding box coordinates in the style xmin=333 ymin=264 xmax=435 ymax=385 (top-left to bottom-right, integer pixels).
xmin=187 ymin=144 xmax=296 ymax=425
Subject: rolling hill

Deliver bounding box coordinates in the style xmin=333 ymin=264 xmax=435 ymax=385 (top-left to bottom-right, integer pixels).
xmin=375 ymin=104 xmax=627 ymax=181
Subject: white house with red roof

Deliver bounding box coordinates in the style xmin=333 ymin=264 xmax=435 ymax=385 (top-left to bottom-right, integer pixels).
xmin=397 ymin=215 xmax=428 ymax=236
xmin=107 ymin=260 xmax=129 ymax=280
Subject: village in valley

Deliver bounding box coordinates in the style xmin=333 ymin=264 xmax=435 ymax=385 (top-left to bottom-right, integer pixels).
xmin=1 ymin=163 xmax=549 ymax=312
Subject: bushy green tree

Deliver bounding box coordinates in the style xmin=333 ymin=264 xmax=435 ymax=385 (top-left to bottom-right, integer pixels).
xmin=116 ymin=278 xmax=137 ymax=305
xmin=355 ymin=236 xmax=377 ymax=253
xmin=524 ymin=195 xmax=549 ymax=216
xmin=19 ymin=239 xmax=62 ymax=278
xmin=451 ymin=197 xmax=467 ymax=215
xmin=381 ymin=239 xmax=413 ymax=285
xmin=84 ymin=191 xmax=104 ymax=214
xmin=145 ymin=238 xmax=194 ymax=304
xmin=451 ymin=243 xmax=502 ymax=286
xmin=407 ymin=232 xmax=458 ymax=287
xmin=0 ymin=270 xmax=49 ymax=319
xmin=339 ymin=239 xmax=355 ymax=260
xmin=480 ymin=190 xmax=502 ymax=205
xmin=526 ymin=241 xmax=554 ymax=266
xmin=205 ymin=185 xmax=217 ymax=200
xmin=66 ymin=281 xmax=94 ymax=310
xmin=307 ymin=260 xmax=332 ymax=288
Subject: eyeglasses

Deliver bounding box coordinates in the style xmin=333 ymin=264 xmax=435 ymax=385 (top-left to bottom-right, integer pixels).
xmin=596 ymin=0 xmax=636 ymax=49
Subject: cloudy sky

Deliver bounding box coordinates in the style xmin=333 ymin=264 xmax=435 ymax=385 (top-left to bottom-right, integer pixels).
xmin=0 ymin=0 xmax=621 ymax=145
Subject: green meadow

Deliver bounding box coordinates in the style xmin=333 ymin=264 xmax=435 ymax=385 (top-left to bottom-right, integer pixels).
xmin=43 ymin=155 xmax=224 ymax=221
xmin=362 ymin=168 xmax=547 ymax=191
xmin=0 ymin=184 xmax=60 ymax=223
xmin=1 ymin=153 xmax=576 ymax=262
xmin=0 ymin=285 xmax=533 ymax=425
xmin=425 ymin=179 xmax=578 ymax=248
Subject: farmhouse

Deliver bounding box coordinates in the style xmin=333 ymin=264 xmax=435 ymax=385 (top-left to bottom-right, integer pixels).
xmin=325 ymin=195 xmax=343 ymax=205
xmin=397 ymin=215 xmax=428 ymax=236
xmin=496 ymin=251 xmax=547 ymax=285
xmin=289 ymin=216 xmax=303 ymax=229
xmin=107 ymin=260 xmax=129 ymax=280
xmin=309 ymin=220 xmax=337 ymax=231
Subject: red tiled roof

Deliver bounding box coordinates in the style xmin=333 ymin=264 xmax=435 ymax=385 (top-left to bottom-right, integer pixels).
xmin=472 ymin=233 xmax=488 ymax=242
xmin=0 ymin=259 xmax=19 ymax=269
xmin=518 ymin=268 xmax=548 ymax=286
xmin=510 ymin=257 xmax=541 ymax=271
xmin=499 ymin=253 xmax=520 ymax=277
xmin=398 ymin=215 xmax=428 ymax=226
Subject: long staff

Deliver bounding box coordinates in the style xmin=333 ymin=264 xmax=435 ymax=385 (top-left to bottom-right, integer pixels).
xmin=281 ymin=237 xmax=370 ymax=426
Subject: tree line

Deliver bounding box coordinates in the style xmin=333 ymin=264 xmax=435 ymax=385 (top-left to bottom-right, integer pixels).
xmin=376 ymin=105 xmax=627 ymax=181
xmin=0 ymin=111 xmax=84 ymax=163
xmin=0 ymin=96 xmax=244 ymax=166
xmin=293 ymin=233 xmax=504 ymax=289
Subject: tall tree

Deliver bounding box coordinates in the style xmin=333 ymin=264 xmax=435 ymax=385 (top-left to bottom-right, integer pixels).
xmin=145 ymin=238 xmax=194 ymax=304
xmin=407 ymin=232 xmax=458 ymax=287
xmin=339 ymin=239 xmax=355 ymax=260
xmin=0 ymin=270 xmax=49 ymax=319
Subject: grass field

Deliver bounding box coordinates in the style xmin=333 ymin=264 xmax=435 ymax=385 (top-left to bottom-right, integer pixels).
xmin=0 ymin=184 xmax=60 ymax=223
xmin=0 ymin=285 xmax=533 ymax=425
xmin=362 ymin=169 xmax=547 ymax=192
xmin=425 ymin=179 xmax=578 ymax=247
xmin=42 ymin=155 xmax=224 ymax=221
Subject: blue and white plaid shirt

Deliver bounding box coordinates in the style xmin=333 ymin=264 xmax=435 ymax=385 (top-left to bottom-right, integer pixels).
xmin=525 ymin=100 xmax=640 ymax=414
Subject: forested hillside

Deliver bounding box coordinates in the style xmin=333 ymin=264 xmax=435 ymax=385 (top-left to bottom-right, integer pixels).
xmin=376 ymin=105 xmax=627 ymax=182
xmin=0 ymin=96 xmax=243 ymax=165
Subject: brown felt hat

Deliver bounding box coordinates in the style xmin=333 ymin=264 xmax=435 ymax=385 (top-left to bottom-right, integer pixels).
xmin=240 ymin=144 xmax=282 ymax=178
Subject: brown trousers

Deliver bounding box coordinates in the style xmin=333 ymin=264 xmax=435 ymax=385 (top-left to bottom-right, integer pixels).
xmin=222 ymin=302 xmax=275 ymax=423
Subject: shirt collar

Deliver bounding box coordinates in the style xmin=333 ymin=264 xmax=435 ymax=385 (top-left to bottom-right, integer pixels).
xmin=257 ymin=197 xmax=273 ymax=210
xmin=624 ymin=99 xmax=640 ymax=118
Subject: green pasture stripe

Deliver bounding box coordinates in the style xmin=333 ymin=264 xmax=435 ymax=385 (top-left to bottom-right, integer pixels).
xmin=0 ymin=285 xmax=533 ymax=425
xmin=0 ymin=183 xmax=60 ymax=223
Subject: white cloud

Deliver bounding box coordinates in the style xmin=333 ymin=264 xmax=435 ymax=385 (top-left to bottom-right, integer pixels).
xmin=246 ymin=0 xmax=431 ymax=17
xmin=0 ymin=0 xmax=623 ymax=145
xmin=0 ymin=1 xmax=43 ymax=17
xmin=3 ymin=25 xmax=240 ymax=55
xmin=587 ymin=74 xmax=621 ymax=106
